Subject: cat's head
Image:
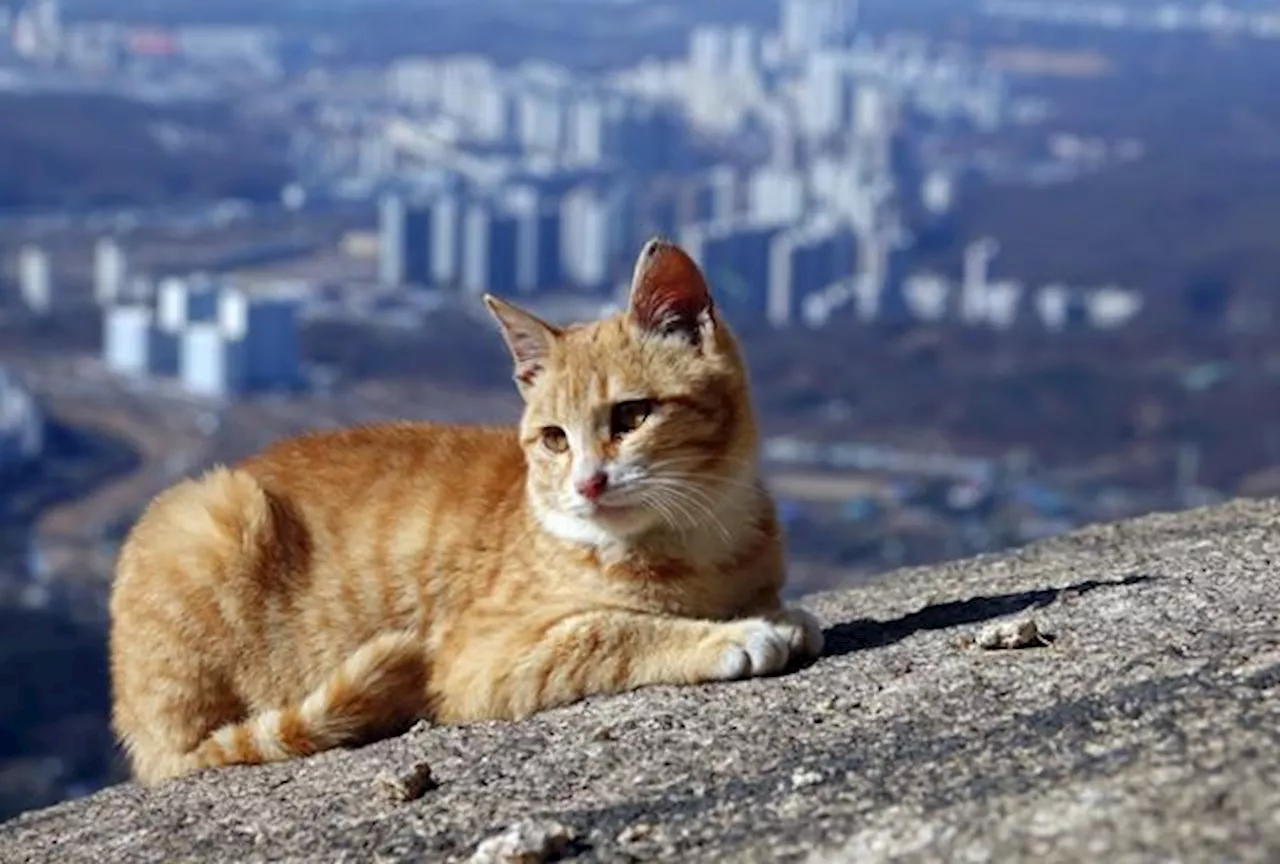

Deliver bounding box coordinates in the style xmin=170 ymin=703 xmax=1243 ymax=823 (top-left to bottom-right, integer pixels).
xmin=485 ymin=237 xmax=758 ymax=545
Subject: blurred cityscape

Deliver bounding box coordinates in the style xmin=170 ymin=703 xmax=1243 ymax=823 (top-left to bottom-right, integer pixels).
xmin=2 ymin=0 xmax=1280 ymax=823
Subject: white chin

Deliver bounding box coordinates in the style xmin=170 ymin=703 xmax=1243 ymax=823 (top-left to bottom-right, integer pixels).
xmin=537 ymin=506 xmax=650 ymax=546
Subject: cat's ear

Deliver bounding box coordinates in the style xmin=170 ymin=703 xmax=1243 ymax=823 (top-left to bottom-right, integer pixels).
xmin=483 ymin=294 xmax=561 ymax=389
xmin=627 ymin=237 xmax=714 ymax=345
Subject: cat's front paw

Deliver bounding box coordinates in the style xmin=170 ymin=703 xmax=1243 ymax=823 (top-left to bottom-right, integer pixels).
xmin=707 ymin=618 xmax=806 ymax=681
xmin=772 ymin=606 xmax=825 ymax=659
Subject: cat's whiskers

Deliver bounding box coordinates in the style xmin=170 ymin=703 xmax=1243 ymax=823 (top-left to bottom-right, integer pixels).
xmin=636 ymin=489 xmax=681 ymax=534
xmin=639 ymin=478 xmax=734 ymax=545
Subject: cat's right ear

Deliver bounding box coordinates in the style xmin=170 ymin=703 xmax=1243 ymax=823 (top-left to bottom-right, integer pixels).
xmin=627 ymin=236 xmax=715 ymax=346
xmin=484 ymin=294 xmax=560 ymax=390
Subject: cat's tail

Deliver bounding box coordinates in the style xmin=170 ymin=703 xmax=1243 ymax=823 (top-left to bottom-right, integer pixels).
xmin=190 ymin=630 xmax=427 ymax=774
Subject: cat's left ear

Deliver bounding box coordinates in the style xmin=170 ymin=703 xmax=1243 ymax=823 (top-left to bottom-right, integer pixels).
xmin=484 ymin=294 xmax=561 ymax=390
xmin=627 ymin=236 xmax=715 ymax=347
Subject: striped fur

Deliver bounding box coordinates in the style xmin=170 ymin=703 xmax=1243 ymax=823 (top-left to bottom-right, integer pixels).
xmin=109 ymin=238 xmax=824 ymax=785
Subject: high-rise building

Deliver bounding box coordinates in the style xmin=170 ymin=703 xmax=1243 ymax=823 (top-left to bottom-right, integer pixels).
xmin=689 ymin=25 xmax=730 ymax=75
xmin=156 ymin=276 xmax=220 ymax=331
xmin=561 ymin=185 xmax=613 ymax=291
xmin=565 ymin=96 xmax=605 ymax=166
xmin=961 ymin=237 xmax=999 ymax=324
xmin=748 ymin=166 xmax=806 ymax=225
xmin=797 ymin=51 xmax=849 ymax=140
xmin=17 ymin=245 xmax=51 ymax=314
xmin=1086 ymin=286 xmax=1143 ymax=329
xmin=180 ymin=322 xmax=245 ymax=399
xmin=852 ymin=226 xmax=911 ymax=323
xmin=705 ymin=166 xmax=739 ymax=222
xmin=462 ymin=199 xmax=520 ymax=297
xmin=378 ymin=194 xmax=406 ymax=287
xmin=779 ymin=0 xmax=854 ymax=60
xmin=219 ymin=288 xmax=302 ymax=392
xmin=428 ymin=193 xmax=462 ymax=287
xmin=767 ymin=221 xmax=858 ymax=327
xmin=727 ymin=26 xmax=760 ymax=78
xmin=682 ymin=220 xmax=784 ymax=320
xmin=921 ymin=170 xmax=956 ymax=216
xmin=1035 ymin=284 xmax=1089 ymax=332
xmin=94 ymin=237 xmax=128 ymax=307
xmin=902 ymin=272 xmax=952 ymax=322
xmin=100 ymin=275 xmax=302 ymax=397
xmin=379 ymin=192 xmax=463 ymax=289
xmin=516 ymin=88 xmax=564 ymax=155
xmin=401 ymin=204 xmax=433 ymax=287
xmin=151 ymin=276 xmax=220 ymax=376
xmin=984 ymin=279 xmax=1024 ymax=329
xmin=504 ymin=187 xmax=561 ymax=295
xmin=13 ymin=0 xmax=62 ymax=62
xmin=103 ymin=305 xmax=153 ymax=377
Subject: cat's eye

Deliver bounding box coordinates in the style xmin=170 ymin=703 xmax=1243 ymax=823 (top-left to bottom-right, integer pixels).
xmin=610 ymin=399 xmax=656 ymax=438
xmin=540 ymin=426 xmax=569 ymax=454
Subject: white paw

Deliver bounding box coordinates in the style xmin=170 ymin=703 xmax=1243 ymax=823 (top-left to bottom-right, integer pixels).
xmin=714 ymin=618 xmax=802 ymax=681
xmin=776 ymin=606 xmax=825 ymax=659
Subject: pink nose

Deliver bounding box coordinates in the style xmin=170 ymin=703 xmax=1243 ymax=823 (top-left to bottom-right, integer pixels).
xmin=576 ymin=471 xmax=609 ymax=501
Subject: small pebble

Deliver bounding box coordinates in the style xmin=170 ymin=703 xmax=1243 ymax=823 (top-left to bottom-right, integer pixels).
xmin=469 ymin=820 xmax=576 ymax=864
xmin=375 ymin=761 xmax=437 ymax=802
xmin=791 ymin=769 xmax=824 ymax=789
xmin=976 ymin=616 xmax=1050 ymax=650
xmin=617 ymin=822 xmax=654 ymax=845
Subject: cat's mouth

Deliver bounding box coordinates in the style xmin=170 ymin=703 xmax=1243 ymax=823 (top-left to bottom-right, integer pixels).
xmin=585 ymin=500 xmax=638 ymax=518
xmin=567 ymin=495 xmax=643 ymax=521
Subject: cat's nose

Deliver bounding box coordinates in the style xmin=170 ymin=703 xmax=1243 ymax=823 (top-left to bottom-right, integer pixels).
xmin=576 ymin=471 xmax=609 ymax=501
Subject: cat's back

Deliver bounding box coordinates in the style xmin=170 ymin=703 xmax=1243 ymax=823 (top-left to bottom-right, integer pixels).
xmin=238 ymin=421 xmax=526 ymax=505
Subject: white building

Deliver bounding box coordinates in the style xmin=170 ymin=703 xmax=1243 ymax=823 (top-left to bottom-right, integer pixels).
xmin=515 ymin=88 xmax=564 ymax=155
xmin=727 ymin=26 xmax=761 ymax=79
xmin=180 ymin=322 xmax=245 ymax=399
xmin=1086 ymin=286 xmax=1143 ymax=329
xmin=796 ymin=51 xmax=849 ymax=140
xmin=902 ymin=272 xmax=952 ymax=322
xmin=561 ymin=186 xmax=613 ymax=290
xmin=984 ymin=279 xmax=1024 ymax=329
xmin=565 ymin=96 xmax=605 ymax=165
xmin=748 ymin=165 xmax=806 ymax=225
xmin=689 ymin=26 xmax=731 ymax=76
xmin=779 ymin=0 xmax=854 ymax=60
xmin=960 ymin=237 xmax=1000 ymax=324
xmin=377 ymin=194 xmax=406 ymax=287
xmin=18 ymin=245 xmax=51 ymax=315
xmin=921 ymin=170 xmax=956 ymax=216
xmin=102 ymin=276 xmax=303 ymax=398
xmin=156 ymin=276 xmax=220 ymax=332
xmin=767 ymin=219 xmax=857 ymax=327
xmin=94 ymin=237 xmax=128 ymax=307
xmin=1036 ymin=284 xmax=1071 ymax=331
xmin=103 ymin=305 xmax=153 ymax=377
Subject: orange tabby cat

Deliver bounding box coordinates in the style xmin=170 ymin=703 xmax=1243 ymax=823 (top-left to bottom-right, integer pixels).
xmin=108 ymin=237 xmax=824 ymax=785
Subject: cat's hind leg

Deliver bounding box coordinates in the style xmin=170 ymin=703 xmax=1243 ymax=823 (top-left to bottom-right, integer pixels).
xmin=191 ymin=630 xmax=427 ymax=776
xmin=110 ymin=466 xmax=429 ymax=783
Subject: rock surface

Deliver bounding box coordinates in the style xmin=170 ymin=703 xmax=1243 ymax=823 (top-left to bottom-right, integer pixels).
xmin=4 ymin=499 xmax=1280 ymax=863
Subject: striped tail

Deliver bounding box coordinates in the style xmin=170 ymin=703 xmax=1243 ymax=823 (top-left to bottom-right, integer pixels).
xmin=193 ymin=630 xmax=427 ymax=772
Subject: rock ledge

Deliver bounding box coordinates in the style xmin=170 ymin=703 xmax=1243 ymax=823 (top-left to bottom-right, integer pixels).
xmin=4 ymin=499 xmax=1280 ymax=863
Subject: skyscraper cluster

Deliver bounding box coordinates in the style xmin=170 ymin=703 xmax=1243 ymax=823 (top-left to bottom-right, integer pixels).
xmin=360 ymin=0 xmax=1139 ymax=333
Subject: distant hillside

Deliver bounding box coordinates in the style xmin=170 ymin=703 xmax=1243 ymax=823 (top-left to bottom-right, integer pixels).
xmin=0 ymin=93 xmax=291 ymax=212
xmin=0 ymin=418 xmax=140 ymax=823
